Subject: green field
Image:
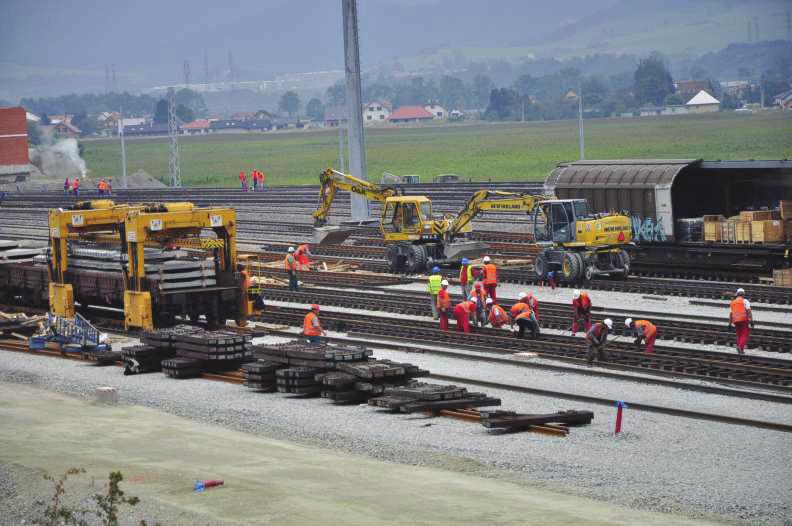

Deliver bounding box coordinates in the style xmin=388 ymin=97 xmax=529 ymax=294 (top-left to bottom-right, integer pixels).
xmin=81 ymin=111 xmax=792 ymax=187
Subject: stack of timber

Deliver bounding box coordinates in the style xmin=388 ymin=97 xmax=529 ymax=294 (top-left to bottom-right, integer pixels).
xmin=122 ymin=344 xmax=175 ymax=375
xmin=774 ymin=268 xmax=792 ymax=288
xmin=369 ymin=381 xmax=500 ymax=413
xmin=0 ymin=311 xmax=45 ymax=337
xmin=318 ymin=359 xmax=430 ymax=403
xmin=161 ymin=357 xmax=204 ymax=379
xmin=241 ymin=360 xmax=280 ymax=391
xmin=480 ymin=410 xmax=594 ymax=435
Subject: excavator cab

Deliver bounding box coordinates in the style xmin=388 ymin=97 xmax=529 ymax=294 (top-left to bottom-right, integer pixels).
xmin=381 ymin=197 xmax=432 ymax=238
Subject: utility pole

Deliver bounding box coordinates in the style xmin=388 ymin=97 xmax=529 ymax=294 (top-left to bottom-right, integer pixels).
xmin=227 ymin=51 xmax=235 ymax=87
xmin=203 ymin=50 xmax=210 ymax=85
xmin=338 ymin=125 xmax=346 ymax=173
xmin=167 ymin=88 xmax=182 ymax=187
xmin=105 ymin=65 xmax=110 ymax=94
xmin=578 ymin=82 xmax=585 ymax=160
xmin=341 ymin=0 xmax=369 ymax=221
xmin=111 ymin=64 xmax=117 ymax=93
xmin=183 ymin=60 xmax=191 ymax=87
xmin=119 ymin=106 xmax=128 ymax=189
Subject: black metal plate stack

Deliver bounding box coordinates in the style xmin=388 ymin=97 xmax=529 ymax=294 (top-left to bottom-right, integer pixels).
xmin=241 ymin=360 xmax=280 ymax=391
xmin=161 ymin=357 xmax=204 ymax=379
xmin=83 ymin=349 xmax=122 ymax=366
xmin=252 ymin=342 xmax=372 ymax=368
xmin=318 ymin=359 xmax=430 ymax=404
xmin=122 ymin=345 xmax=171 ymax=375
xmin=168 ymin=327 xmax=253 ymax=373
xmin=368 ymin=381 xmax=501 ymax=413
xmin=276 ymin=367 xmax=324 ymax=395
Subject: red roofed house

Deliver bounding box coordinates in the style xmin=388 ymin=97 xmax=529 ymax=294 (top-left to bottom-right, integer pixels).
xmin=0 ymin=106 xmax=32 ymax=184
xmin=388 ymin=105 xmax=434 ymax=124
xmin=182 ymin=119 xmax=211 ymax=135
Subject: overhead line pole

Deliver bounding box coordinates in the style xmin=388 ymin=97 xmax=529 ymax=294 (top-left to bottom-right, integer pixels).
xmin=578 ymin=81 xmax=585 ymax=160
xmin=119 ymin=106 xmax=128 ymax=189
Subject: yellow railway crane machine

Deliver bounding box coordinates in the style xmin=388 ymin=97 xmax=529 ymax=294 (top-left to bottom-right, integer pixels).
xmin=121 ymin=203 xmax=251 ymax=331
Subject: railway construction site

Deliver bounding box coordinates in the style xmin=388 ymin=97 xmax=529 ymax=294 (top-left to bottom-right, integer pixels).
xmin=0 ymin=170 xmax=791 ymax=526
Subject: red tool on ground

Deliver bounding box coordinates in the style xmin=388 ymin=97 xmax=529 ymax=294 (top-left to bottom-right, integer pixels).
xmin=194 ymin=479 xmax=224 ymax=492
xmin=615 ymin=401 xmax=627 ymax=434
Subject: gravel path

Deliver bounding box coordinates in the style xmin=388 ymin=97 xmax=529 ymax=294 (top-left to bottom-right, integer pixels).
xmin=1 ymin=350 xmax=790 ymax=524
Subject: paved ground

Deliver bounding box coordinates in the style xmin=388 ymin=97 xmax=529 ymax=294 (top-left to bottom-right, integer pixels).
xmin=0 ymin=381 xmax=726 ymax=526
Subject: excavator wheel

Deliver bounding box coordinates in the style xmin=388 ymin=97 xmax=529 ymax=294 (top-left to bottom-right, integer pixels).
xmin=406 ymin=244 xmax=428 ymax=274
xmin=561 ymin=252 xmax=583 ymax=282
xmin=386 ymin=245 xmax=406 ymax=273
xmin=534 ymin=252 xmax=548 ymax=279
xmin=616 ymin=250 xmax=630 ymax=279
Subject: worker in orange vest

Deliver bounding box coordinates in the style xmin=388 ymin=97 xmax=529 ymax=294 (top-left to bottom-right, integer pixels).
xmin=468 ymin=282 xmax=487 ymax=327
xmin=303 ymin=304 xmax=325 ymax=344
xmin=71 ymin=177 xmax=80 ymax=197
xmin=482 ymin=256 xmax=498 ymax=302
xmin=459 ymin=258 xmax=472 ymax=299
xmin=572 ymin=289 xmax=593 ymax=333
xmin=453 ymin=300 xmax=475 ymax=333
xmin=295 ymin=244 xmax=313 ymax=270
xmin=626 ymin=318 xmax=657 ymax=354
xmin=239 ymin=171 xmax=247 ymax=191
xmin=485 ymin=298 xmax=508 ymax=328
xmin=728 ymin=287 xmax=753 ymax=354
xmin=259 ymin=169 xmax=266 ymax=191
xmin=437 ymin=279 xmax=452 ymax=331
xmin=283 ymin=246 xmax=299 ymax=291
xmin=251 ymin=170 xmax=258 ymax=191
xmin=509 ymin=292 xmax=537 ymax=338
xmin=97 ymin=179 xmax=105 ymax=196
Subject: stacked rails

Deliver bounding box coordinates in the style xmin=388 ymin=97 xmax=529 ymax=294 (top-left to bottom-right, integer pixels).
xmin=145 ymin=325 xmax=253 ymax=378
xmin=369 ymin=381 xmax=501 ymax=413
xmin=0 ymin=240 xmax=43 ymax=264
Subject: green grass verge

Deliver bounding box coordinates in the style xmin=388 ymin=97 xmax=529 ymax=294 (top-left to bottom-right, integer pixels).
xmin=81 ymin=111 xmax=792 ymax=187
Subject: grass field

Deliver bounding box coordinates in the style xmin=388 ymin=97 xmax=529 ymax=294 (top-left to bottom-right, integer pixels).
xmin=81 ymin=111 xmax=792 ymax=187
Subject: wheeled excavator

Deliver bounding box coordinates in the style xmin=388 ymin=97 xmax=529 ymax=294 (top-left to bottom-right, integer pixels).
xmin=311 ymin=168 xmax=633 ymax=281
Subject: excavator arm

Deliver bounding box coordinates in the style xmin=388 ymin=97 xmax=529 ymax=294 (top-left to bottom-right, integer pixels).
xmin=446 ymin=190 xmax=549 ymax=239
xmin=312 ymin=168 xmax=399 ymax=227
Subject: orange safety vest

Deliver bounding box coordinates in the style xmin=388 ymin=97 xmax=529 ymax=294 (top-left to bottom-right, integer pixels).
xmin=509 ymin=302 xmax=530 ymax=318
xmin=459 ymin=265 xmax=469 ymax=284
xmin=730 ymin=298 xmax=748 ymax=323
xmin=284 ymin=254 xmax=298 ymax=271
xmin=72 ymin=178 xmax=80 ymax=188
xmin=303 ymin=311 xmax=322 ymax=336
xmin=437 ymin=288 xmax=451 ymax=310
xmin=635 ymin=319 xmax=657 ymax=338
xmin=98 ymin=181 xmax=106 ymax=191
xmin=457 ymin=300 xmax=475 ymax=314
xmin=489 ymin=304 xmax=508 ymax=325
xmin=484 ymin=263 xmax=497 ymax=285
xmin=470 ymin=286 xmax=486 ymax=302
xmin=240 ymin=270 xmax=251 ymax=289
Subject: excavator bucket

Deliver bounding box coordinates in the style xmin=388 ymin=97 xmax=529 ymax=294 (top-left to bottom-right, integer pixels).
xmin=444 ymin=241 xmax=490 ymax=262
xmin=313 ymin=226 xmax=357 ymax=245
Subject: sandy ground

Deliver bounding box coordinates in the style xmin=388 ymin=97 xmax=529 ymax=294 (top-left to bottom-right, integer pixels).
xmin=0 ymin=381 xmax=725 ymax=526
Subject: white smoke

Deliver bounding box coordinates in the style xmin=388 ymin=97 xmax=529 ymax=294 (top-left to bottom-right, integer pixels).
xmin=30 ymin=138 xmax=88 ymax=179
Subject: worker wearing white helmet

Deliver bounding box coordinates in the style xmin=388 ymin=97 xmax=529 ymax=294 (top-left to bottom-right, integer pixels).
xmin=585 ymin=318 xmax=613 ymax=365
xmin=482 ymin=255 xmax=498 ymax=303
xmin=485 ymin=297 xmax=509 ymax=328
xmin=729 ymin=287 xmax=753 ymax=354
xmin=572 ymin=289 xmax=593 ymax=334
xmin=625 ymin=317 xmax=658 ymax=354
xmin=518 ymin=292 xmax=527 ymax=300
xmin=284 ymin=246 xmax=299 ymax=291
xmin=436 ymin=278 xmax=452 ymax=331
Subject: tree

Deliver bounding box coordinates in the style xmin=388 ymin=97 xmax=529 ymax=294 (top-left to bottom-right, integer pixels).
xmin=71 ymin=112 xmax=97 ymax=136
xmin=484 ymin=88 xmax=520 ymax=121
xmin=175 ymin=88 xmax=208 ymax=118
xmin=41 ymin=113 xmax=51 ymax=125
xmin=439 ymin=76 xmax=467 ymax=110
xmin=174 ymin=104 xmax=193 ymax=123
xmin=305 ymin=98 xmax=324 ymax=121
xmin=325 ymin=81 xmax=346 ymax=106
xmin=278 ymin=91 xmax=301 ymax=117
xmin=27 ymin=121 xmax=42 ymax=145
xmin=472 ymin=74 xmax=494 ymax=108
xmin=664 ymin=93 xmax=685 ymax=106
xmin=153 ymin=99 xmax=168 ymax=124
xmin=633 ymin=52 xmax=674 ymax=106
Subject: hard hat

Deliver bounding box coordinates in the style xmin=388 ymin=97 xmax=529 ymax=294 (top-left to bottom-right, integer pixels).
xmin=311 ymin=304 xmax=320 ymax=311
xmin=736 ymin=287 xmax=745 ymax=295
xmin=485 ymin=298 xmax=493 ymax=304
xmin=573 ymin=289 xmax=581 ymax=299
xmin=518 ymin=292 xmax=527 ymax=300
xmin=432 ymin=266 xmax=440 ymax=273
xmin=604 ymin=318 xmax=613 ymax=329
xmin=624 ymin=317 xmax=633 ymax=327
xmin=461 ymin=258 xmax=470 ymax=265
xmin=441 ymin=279 xmax=449 ymax=286
xmin=483 ymin=256 xmax=491 ymax=263
xmin=288 ymin=246 xmax=295 ymax=252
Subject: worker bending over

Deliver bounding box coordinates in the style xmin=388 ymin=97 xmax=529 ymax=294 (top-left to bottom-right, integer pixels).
xmin=427 ymin=266 xmax=442 ymax=320
xmin=729 ymin=287 xmax=753 ymax=354
xmin=283 ymin=246 xmax=299 ymax=291
xmin=626 ymin=318 xmax=657 ymax=354
xmin=295 ymin=244 xmax=313 ymax=270
xmin=437 ymin=279 xmax=451 ymax=331
xmin=586 ymin=318 xmax=613 ymax=365
xmin=485 ymin=298 xmax=508 ymax=328
xmin=510 ymin=293 xmax=539 ymax=339
xmin=453 ymin=300 xmax=476 ymax=333
xmin=469 ymin=282 xmax=487 ymax=327
xmin=526 ymin=292 xmax=540 ymax=325
xmin=303 ymin=304 xmax=326 ymax=344
xmin=482 ymin=256 xmax=498 ymax=302
xmin=572 ymin=289 xmax=592 ymax=333
xmin=459 ymin=258 xmax=472 ymax=299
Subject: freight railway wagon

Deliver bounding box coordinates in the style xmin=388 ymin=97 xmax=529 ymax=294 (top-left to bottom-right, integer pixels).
xmin=0 ymin=262 xmax=243 ymax=327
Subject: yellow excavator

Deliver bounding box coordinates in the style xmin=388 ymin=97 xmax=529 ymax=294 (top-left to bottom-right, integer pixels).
xmin=312 ymin=168 xmax=633 ymax=280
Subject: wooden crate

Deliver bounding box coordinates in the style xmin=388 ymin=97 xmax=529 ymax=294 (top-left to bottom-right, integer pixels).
xmin=735 ymin=221 xmax=752 ymax=243
xmin=704 ymin=221 xmax=722 ymax=242
xmin=751 ymin=220 xmax=784 ymax=243
xmin=781 ymin=200 xmax=792 ymax=221
xmin=740 ymin=210 xmax=774 ymax=221
xmin=719 ymin=221 xmax=736 ymax=243
xmin=773 ymin=268 xmax=792 ymax=288
xmin=702 ymin=214 xmax=725 ymax=222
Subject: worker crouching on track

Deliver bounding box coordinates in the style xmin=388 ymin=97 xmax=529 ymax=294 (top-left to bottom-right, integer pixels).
xmin=284 ymin=246 xmax=299 ymax=291
xmin=729 ymin=287 xmax=753 ymax=354
xmin=572 ymin=289 xmax=592 ymax=333
xmin=459 ymin=258 xmax=472 ymax=299
xmin=453 ymin=300 xmax=476 ymax=333
xmin=469 ymin=282 xmax=487 ymax=327
xmin=303 ymin=304 xmax=326 ymax=344
xmin=626 ymin=318 xmax=658 ymax=354
xmin=482 ymin=256 xmax=498 ymax=302
xmin=509 ymin=293 xmax=539 ymax=339
xmin=485 ymin=298 xmax=508 ymax=328
xmin=295 ymin=243 xmax=313 ymax=271
xmin=437 ymin=279 xmax=451 ymax=331
xmin=586 ymin=318 xmax=613 ymax=365
xmin=427 ymin=266 xmax=442 ymax=320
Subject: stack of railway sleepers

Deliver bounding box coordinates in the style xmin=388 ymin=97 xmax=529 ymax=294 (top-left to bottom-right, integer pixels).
xmin=83 ymin=349 xmax=123 ymax=365
xmin=480 ymin=410 xmax=594 ymax=435
xmin=161 ymin=357 xmax=204 ymax=379
xmin=172 ymin=329 xmax=252 ymax=372
xmin=241 ymin=360 xmax=279 ymax=391
xmin=276 ymin=367 xmax=324 ymax=395
xmin=368 ymin=381 xmax=500 ymax=413
xmin=251 ymin=342 xmax=372 ymax=368
xmin=319 ymin=359 xmax=430 ymax=404
xmin=122 ymin=344 xmax=176 ymax=375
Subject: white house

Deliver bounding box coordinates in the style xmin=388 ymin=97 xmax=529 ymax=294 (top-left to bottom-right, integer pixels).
xmin=363 ymin=101 xmax=391 ymax=122
xmin=424 ymin=103 xmax=447 ymax=119
xmin=686 ymin=90 xmax=720 ymax=113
